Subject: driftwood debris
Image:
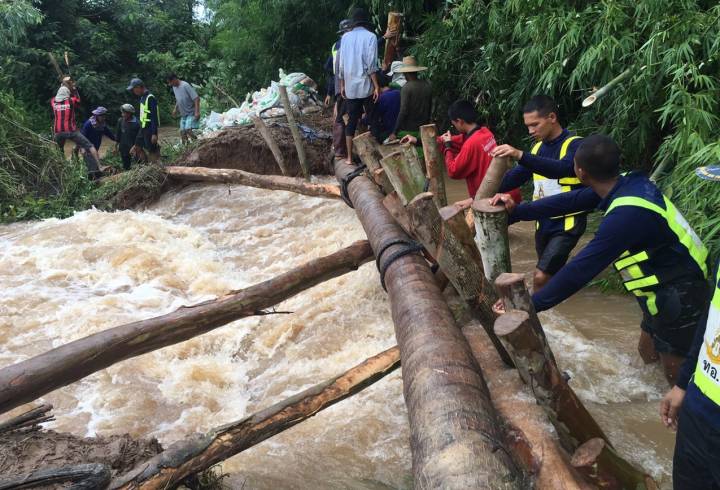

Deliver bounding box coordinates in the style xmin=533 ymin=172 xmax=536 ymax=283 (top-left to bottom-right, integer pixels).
xmin=110 ymin=347 xmax=400 ymax=489
xmin=0 ymin=463 xmax=111 ymax=490
xmin=335 ymin=159 xmax=519 ymax=489
xmin=251 ymin=115 xmax=290 ymax=175
xmin=420 ymin=124 xmax=447 ymax=207
xmin=277 ymin=84 xmax=310 ymax=180
xmin=0 ymin=241 xmax=373 ymax=415
xmin=165 ymin=166 xmax=341 ymax=199
xmin=571 ymin=438 xmax=658 ymax=490
xmin=473 ymin=200 xmax=512 ymax=282
xmin=0 ymin=404 xmax=54 ymax=435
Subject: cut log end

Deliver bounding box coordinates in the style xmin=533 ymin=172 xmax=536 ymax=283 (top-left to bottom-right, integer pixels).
xmin=494 ymin=273 xmax=526 ymax=290
xmin=493 ymin=310 xmax=530 ymax=337
xmin=472 ymin=199 xmax=506 ymax=213
xmin=570 ymin=437 xmax=606 ymax=467
xmin=407 ymin=191 xmax=434 ymax=207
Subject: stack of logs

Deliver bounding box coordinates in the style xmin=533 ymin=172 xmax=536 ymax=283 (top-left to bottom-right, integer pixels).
xmin=0 ymin=124 xmax=658 ymax=489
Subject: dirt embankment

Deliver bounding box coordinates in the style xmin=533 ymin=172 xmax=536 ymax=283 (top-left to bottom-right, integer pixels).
xmin=177 ymin=112 xmax=334 ymax=176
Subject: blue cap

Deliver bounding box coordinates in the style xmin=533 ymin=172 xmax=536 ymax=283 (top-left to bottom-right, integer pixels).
xmin=127 ymin=78 xmax=144 ymax=90
xmin=696 ymin=166 xmax=720 ymax=182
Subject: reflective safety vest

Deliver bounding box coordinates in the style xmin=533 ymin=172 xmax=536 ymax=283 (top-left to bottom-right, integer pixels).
xmin=531 ymin=135 xmax=583 ymax=231
xmin=331 ymin=42 xmax=339 ymax=75
xmin=139 ymin=93 xmax=159 ymax=129
xmin=606 ymin=194 xmax=708 ymax=315
xmin=693 ymin=267 xmax=720 ymax=405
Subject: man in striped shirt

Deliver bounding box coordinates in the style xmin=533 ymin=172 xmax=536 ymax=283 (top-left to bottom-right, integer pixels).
xmin=51 ymin=77 xmax=102 ymax=180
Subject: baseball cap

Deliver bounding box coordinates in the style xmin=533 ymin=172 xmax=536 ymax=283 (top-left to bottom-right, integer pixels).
xmin=127 ymin=78 xmax=144 ymax=90
xmin=696 ymin=165 xmax=720 ymax=182
xmin=91 ymin=106 xmax=108 ymax=116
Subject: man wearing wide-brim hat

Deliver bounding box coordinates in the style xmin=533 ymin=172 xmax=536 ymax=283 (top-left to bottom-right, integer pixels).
xmin=387 ymin=56 xmax=432 ymax=144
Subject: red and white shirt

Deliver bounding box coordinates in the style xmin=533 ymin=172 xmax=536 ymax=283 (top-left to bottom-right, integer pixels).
xmin=51 ymin=94 xmax=80 ymax=133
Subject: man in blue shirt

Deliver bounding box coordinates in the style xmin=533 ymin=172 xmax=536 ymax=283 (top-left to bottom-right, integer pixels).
xmin=660 ymin=165 xmax=719 ymax=490
xmin=492 ymin=134 xmax=709 ymax=384
xmin=367 ymin=73 xmax=399 ymax=143
xmin=495 ymin=95 xmax=585 ymax=292
xmin=80 ymin=106 xmax=116 ymax=152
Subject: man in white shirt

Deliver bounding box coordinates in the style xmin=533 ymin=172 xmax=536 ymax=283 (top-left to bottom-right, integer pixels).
xmin=338 ymin=7 xmax=380 ymax=165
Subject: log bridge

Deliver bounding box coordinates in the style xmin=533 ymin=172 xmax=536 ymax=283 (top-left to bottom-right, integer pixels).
xmin=0 ymin=125 xmax=657 ymax=489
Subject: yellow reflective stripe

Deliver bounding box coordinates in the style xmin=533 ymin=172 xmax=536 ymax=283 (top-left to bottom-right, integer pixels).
xmin=564 ymin=216 xmax=575 ymax=231
xmin=634 ymin=290 xmax=659 ymax=315
xmin=533 ymin=173 xmax=546 ymax=181
xmin=694 ymin=366 xmax=720 ymax=403
xmin=605 ymin=196 xmax=665 ymax=216
xmin=614 ymin=251 xmax=649 ymax=271
xmin=559 ymin=135 xmax=581 ymax=159
xmin=625 ymin=275 xmax=659 ymax=291
xmin=625 ymin=264 xmax=644 ymax=279
xmin=530 ymin=141 xmax=542 ymax=155
xmin=559 ymin=177 xmax=581 ymax=185
xmin=663 ymin=197 xmax=709 ymax=278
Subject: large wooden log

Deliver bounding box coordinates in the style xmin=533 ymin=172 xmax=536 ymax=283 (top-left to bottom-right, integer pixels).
xmin=420 ymin=124 xmax=447 ymax=207
xmin=493 ymin=310 xmax=609 ymax=451
xmin=380 ymin=151 xmax=426 ymax=205
xmin=0 ymin=241 xmax=373 ymax=415
xmin=353 ymin=132 xmax=393 ymax=192
xmin=110 ymin=347 xmax=401 ymax=489
xmin=475 ymin=156 xmax=511 ymax=199
xmin=571 ymin=438 xmax=658 ymax=490
xmin=278 ymin=84 xmax=310 ymax=180
xmin=495 ymin=272 xmax=548 ymax=354
xmin=165 ymin=166 xmax=341 ymax=199
xmin=250 ymin=115 xmax=289 ymax=175
xmin=335 ymin=159 xmax=519 ymax=488
xmin=473 ymin=200 xmax=511 ymax=282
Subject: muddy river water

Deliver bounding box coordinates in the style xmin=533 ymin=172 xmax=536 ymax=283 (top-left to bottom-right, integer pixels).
xmin=0 ymin=172 xmax=674 ymax=488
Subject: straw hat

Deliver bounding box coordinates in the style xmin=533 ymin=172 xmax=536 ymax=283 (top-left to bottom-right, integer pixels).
xmin=393 ymin=56 xmax=427 ymax=73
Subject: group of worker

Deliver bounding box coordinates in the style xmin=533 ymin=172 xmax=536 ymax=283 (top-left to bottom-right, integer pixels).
xmin=50 ymin=73 xmax=200 ymax=179
xmin=329 ymin=8 xmax=720 ymax=486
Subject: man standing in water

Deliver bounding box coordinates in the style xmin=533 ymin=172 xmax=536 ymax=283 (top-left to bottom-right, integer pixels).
xmin=492 ymin=135 xmax=709 ymax=385
xmin=166 ymin=73 xmax=200 ymax=145
xmin=495 ymin=95 xmax=585 ymax=292
xmin=127 ymin=78 xmax=160 ymax=162
xmin=660 ymin=165 xmax=719 ymax=489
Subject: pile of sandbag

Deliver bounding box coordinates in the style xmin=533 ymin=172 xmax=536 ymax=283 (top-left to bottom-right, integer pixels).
xmin=203 ymin=70 xmax=321 ymax=131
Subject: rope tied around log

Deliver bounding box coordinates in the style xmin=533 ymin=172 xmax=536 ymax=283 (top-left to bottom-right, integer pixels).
xmin=339 ymin=164 xmax=367 ymax=208
xmin=375 ymin=239 xmax=424 ymax=291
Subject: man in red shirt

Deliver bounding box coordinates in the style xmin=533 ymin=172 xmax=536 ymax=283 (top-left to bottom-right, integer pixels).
xmin=51 ymin=77 xmax=102 ymax=180
xmin=439 ymin=100 xmax=521 ymax=202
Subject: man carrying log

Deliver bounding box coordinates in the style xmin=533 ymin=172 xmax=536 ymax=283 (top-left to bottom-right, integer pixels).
xmin=660 ymin=164 xmax=719 ymax=489
xmin=494 ymin=95 xmax=585 ymax=292
xmin=491 ymin=134 xmax=709 ymax=385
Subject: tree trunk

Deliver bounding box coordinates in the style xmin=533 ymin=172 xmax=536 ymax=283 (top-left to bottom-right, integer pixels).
xmin=336 ymin=159 xmax=520 ymax=489
xmin=473 ymin=200 xmax=512 ymax=282
xmin=0 ymin=464 xmax=110 ymax=490
xmin=353 ymin=132 xmax=393 ymax=193
xmin=110 ymin=347 xmax=401 ymax=490
xmin=278 ymin=84 xmax=310 ymax=180
xmin=493 ymin=310 xmax=609 ymax=451
xmin=0 ymin=241 xmax=373 ymax=416
xmin=571 ymin=438 xmax=658 ymax=490
xmin=165 ymin=166 xmax=341 ymax=200
xmin=420 ymin=124 xmax=447 ymax=207
xmin=475 ymin=156 xmax=511 ymax=199
xmin=380 ymin=151 xmax=426 ymax=205
xmin=494 ymin=272 xmax=548 ymax=355
xmin=251 ymin=115 xmax=289 ymax=176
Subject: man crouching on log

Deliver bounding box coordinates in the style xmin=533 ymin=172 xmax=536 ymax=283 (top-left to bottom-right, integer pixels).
xmin=491 ymin=134 xmax=709 ymax=385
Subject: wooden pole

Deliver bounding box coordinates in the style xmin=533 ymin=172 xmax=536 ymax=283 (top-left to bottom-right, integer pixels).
xmin=353 ymin=132 xmax=393 ymax=193
xmin=0 ymin=241 xmax=373 ymax=415
xmin=406 ymin=192 xmax=513 ymax=366
xmin=250 ymin=114 xmax=290 ymax=176
xmin=0 ymin=464 xmax=110 ymax=490
xmin=571 ymin=438 xmax=658 ymax=490
xmin=380 ymin=151 xmax=426 ymax=205
xmin=278 ymin=84 xmax=310 ymax=180
xmin=420 ymin=124 xmax=447 ymax=207
xmin=475 ymin=156 xmax=511 ymax=199
xmin=472 ymin=199 xmax=511 ymax=282
xmin=493 ymin=310 xmax=609 ymax=451
xmin=110 ymin=347 xmax=401 ymax=489
xmin=401 ymin=141 xmax=426 ymax=176
xmin=335 ymin=159 xmax=520 ymax=489
xmin=382 ymin=12 xmax=402 ymax=71
xmin=495 ymin=272 xmax=546 ymax=347
xmin=0 ymin=404 xmax=54 ymax=435
xmin=165 ymin=166 xmax=341 ymax=200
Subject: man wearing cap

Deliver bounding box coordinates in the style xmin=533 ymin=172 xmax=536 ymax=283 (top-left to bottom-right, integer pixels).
xmin=51 ymin=77 xmax=102 ymax=180
xmin=338 ymin=7 xmax=380 ymax=164
xmin=660 ymin=164 xmax=719 ymax=489
xmin=166 ymin=74 xmax=200 ymax=145
xmin=81 ymin=107 xmax=116 ymax=152
xmin=115 ymin=104 xmax=141 ymax=171
xmin=128 ymin=78 xmax=160 ymax=162
xmin=386 ymin=56 xmax=432 ymax=143
xmin=491 ymin=134 xmax=709 ymax=385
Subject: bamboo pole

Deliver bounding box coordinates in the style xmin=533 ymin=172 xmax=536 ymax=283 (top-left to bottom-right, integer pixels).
xmin=473 ymin=200 xmax=511 ymax=282
xmin=0 ymin=241 xmax=373 ymax=415
xmin=335 ymin=159 xmax=520 ymax=489
xmin=475 ymin=156 xmax=511 ymax=199
xmin=278 ymin=84 xmax=310 ymax=180
xmin=380 ymin=151 xmax=426 ymax=205
xmin=250 ymin=115 xmax=290 ymax=176
xmin=493 ymin=310 xmax=609 ymax=451
xmin=110 ymin=347 xmax=401 ymax=489
xmin=581 ymin=68 xmax=633 ymax=108
xmin=420 ymin=124 xmax=447 ymax=207
xmin=571 ymin=438 xmax=658 ymax=490
xmin=165 ymin=166 xmax=341 ymax=200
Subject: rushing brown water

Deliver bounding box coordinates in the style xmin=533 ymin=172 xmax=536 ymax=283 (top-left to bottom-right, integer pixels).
xmin=0 ymin=174 xmax=674 ymax=488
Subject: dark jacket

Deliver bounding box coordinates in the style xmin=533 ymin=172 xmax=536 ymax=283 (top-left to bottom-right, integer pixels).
xmin=116 ymin=116 xmax=141 ymax=153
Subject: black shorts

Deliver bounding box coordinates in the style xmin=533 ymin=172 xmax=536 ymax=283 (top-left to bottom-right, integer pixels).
xmin=140 ymin=128 xmax=160 ymax=153
xmin=640 ymin=279 xmax=709 ymax=357
xmin=344 ymin=97 xmax=373 ymax=136
xmin=534 ymin=231 xmax=582 ymax=275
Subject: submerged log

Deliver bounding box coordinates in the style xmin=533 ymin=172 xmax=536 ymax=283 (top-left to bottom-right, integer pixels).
xmin=165 ymin=166 xmax=341 ymax=199
xmin=475 ymin=156 xmax=511 ymax=199
xmin=111 ymin=347 xmax=401 ymax=489
xmin=420 ymin=124 xmax=447 ymax=207
xmin=571 ymin=438 xmax=658 ymax=490
xmin=278 ymin=84 xmax=310 ymax=180
xmin=0 ymin=241 xmax=373 ymax=415
xmin=0 ymin=464 xmax=110 ymax=490
xmin=250 ymin=115 xmax=289 ymax=176
xmin=473 ymin=200 xmax=512 ymax=282
xmin=336 ymin=159 xmax=519 ymax=488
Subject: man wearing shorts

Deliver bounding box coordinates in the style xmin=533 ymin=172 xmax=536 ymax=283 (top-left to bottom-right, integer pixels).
xmin=166 ymin=73 xmax=200 ymax=145
xmin=127 ymin=78 xmax=160 ymax=162
xmin=496 ymin=95 xmax=585 ymax=292
xmin=51 ymin=77 xmax=102 ymax=180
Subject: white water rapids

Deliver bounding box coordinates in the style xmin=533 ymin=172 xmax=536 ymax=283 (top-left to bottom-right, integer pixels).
xmin=0 ymin=180 xmax=675 ymax=488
